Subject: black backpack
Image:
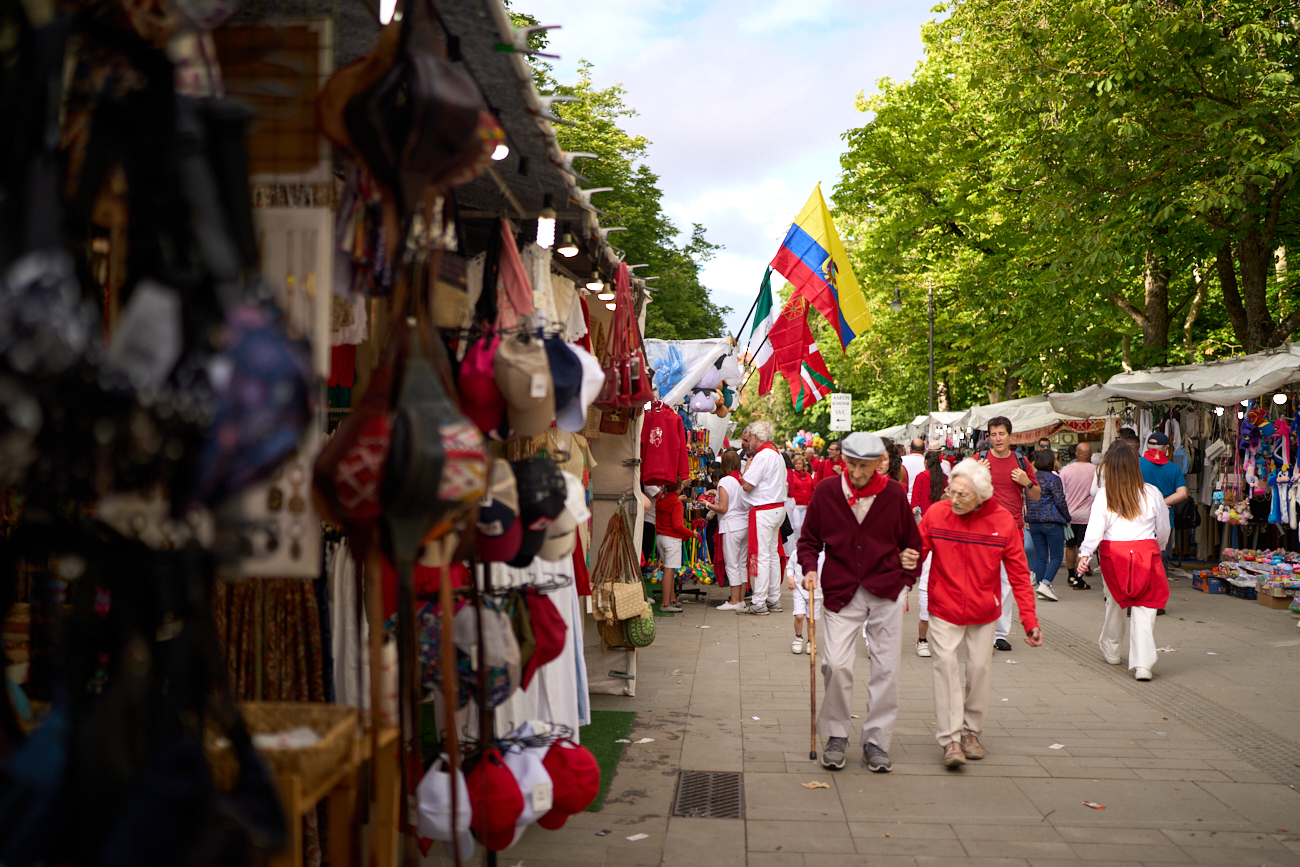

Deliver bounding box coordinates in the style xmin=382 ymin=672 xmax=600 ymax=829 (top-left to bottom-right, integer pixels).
xmin=1173 ymin=498 xmax=1201 ymax=530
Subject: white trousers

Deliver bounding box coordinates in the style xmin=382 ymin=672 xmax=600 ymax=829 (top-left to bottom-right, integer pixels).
xmin=928 ymin=616 xmax=996 ymax=745
xmin=751 ymin=506 xmax=785 ymax=606
xmin=817 ymin=585 xmax=905 ymax=751
xmin=917 ymin=552 xmax=931 ymax=622
xmin=996 ymin=528 xmax=1035 ymax=641
xmin=722 ymin=528 xmax=748 ymax=586
xmin=784 ymin=503 xmax=807 ymax=574
xmin=1100 ymin=592 xmax=1158 ymax=671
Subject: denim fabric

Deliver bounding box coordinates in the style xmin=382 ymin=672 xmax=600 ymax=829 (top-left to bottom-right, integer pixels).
xmin=1028 ymin=522 xmax=1065 ymax=586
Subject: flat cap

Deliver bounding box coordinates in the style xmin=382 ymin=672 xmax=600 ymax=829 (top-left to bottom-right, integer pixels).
xmin=840 ymin=432 xmax=885 ymax=460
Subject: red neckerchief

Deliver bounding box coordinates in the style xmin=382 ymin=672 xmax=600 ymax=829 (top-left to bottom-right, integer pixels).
xmin=1143 ymin=448 xmax=1169 ymax=466
xmin=844 ymin=470 xmax=888 ymax=506
xmin=755 ymin=441 xmax=778 ymax=457
xmin=727 ymin=471 xmax=742 ymax=483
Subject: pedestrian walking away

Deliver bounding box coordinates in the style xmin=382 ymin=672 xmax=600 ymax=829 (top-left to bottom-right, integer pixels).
xmin=978 ymin=416 xmax=1041 ymax=651
xmin=1077 ymin=444 xmax=1171 ymax=682
xmin=919 ymin=459 xmax=1042 ymax=768
xmin=1059 ymin=442 xmax=1098 ymax=588
xmin=1025 ymin=448 xmax=1071 ymax=601
xmin=797 ymin=432 xmax=921 ymax=773
xmin=740 ymin=421 xmax=787 ymax=615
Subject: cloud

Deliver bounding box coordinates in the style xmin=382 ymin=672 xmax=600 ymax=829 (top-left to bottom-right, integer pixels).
xmin=520 ymin=0 xmax=936 ymax=336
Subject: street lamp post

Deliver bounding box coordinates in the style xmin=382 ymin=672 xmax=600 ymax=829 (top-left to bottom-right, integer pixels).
xmin=891 ymin=284 xmax=934 ymax=413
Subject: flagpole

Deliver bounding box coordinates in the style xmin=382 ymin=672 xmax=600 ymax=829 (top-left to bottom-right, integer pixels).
xmin=733 ymin=266 xmax=773 ymax=347
xmin=739 ymin=330 xmax=773 ymax=394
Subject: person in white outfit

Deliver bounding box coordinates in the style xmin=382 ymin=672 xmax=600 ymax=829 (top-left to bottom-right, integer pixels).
xmin=739 ymin=421 xmax=787 ymax=616
xmin=704 ymin=449 xmax=747 ymax=611
xmin=1076 ymin=444 xmax=1171 ymax=681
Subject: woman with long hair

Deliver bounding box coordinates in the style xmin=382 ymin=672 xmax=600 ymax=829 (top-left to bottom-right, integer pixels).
xmin=1076 ymin=445 xmax=1170 ymax=681
xmin=882 ymin=438 xmax=910 ymax=492
xmin=703 ymin=449 xmax=747 ymax=611
xmin=908 ymin=451 xmax=949 ymax=657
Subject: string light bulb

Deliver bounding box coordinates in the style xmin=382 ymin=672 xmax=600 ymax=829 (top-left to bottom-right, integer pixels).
xmin=1274 ymin=393 xmax=1289 ymax=405
xmin=585 ymin=271 xmax=604 ymax=291
xmin=556 ymin=232 xmax=578 ymax=258
xmin=492 ymin=143 xmax=510 ymax=161
xmin=605 ymin=302 xmax=617 ymax=311
xmin=536 ymin=201 xmax=556 ymax=249
xmin=597 ymin=289 xmax=615 ymax=301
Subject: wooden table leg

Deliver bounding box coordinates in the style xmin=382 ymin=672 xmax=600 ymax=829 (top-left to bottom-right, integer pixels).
xmin=327 ymin=769 xmax=359 ymax=867
xmin=269 ymin=773 xmax=303 ymax=867
xmin=371 ymin=730 xmax=399 ymax=867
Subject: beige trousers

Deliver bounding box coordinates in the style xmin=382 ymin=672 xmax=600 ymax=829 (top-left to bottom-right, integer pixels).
xmin=928 ymin=615 xmax=996 ymax=746
xmin=817 ymin=585 xmax=905 ymax=751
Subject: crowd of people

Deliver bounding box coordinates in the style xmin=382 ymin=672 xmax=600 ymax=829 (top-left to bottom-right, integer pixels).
xmin=642 ymin=415 xmax=1177 ymax=769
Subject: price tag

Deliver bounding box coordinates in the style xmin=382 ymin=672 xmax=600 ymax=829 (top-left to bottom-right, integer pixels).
xmin=531 ymin=373 xmax=548 ymax=399
xmin=532 ymin=782 xmax=553 ymax=813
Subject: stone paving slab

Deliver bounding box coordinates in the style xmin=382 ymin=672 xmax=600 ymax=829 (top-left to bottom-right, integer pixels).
xmin=425 ymin=571 xmax=1300 ymax=866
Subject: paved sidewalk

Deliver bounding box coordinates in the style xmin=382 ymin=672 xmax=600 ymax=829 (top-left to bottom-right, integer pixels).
xmin=433 ymin=568 xmax=1300 ymax=866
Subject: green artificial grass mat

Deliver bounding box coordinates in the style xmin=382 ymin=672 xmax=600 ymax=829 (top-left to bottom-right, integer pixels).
xmin=580 ymin=710 xmax=637 ymax=811
xmin=643 ymin=575 xmax=675 ymax=616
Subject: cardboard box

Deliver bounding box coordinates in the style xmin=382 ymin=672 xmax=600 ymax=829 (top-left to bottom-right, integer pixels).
xmin=1257 ymin=592 xmax=1295 ymax=609
xmin=1192 ymin=575 xmax=1227 ymax=594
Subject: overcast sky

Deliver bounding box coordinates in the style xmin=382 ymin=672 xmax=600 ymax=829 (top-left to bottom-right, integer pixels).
xmin=521 ymin=0 xmax=938 ymax=338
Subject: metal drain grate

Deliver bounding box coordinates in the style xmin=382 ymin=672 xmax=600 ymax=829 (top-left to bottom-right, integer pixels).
xmin=671 ymin=771 xmax=744 ymax=819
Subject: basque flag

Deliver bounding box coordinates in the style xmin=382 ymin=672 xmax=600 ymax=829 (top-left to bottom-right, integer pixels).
xmin=769 ymin=184 xmax=871 ymax=350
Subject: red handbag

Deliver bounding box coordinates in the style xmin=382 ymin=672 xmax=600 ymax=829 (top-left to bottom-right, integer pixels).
xmin=595 ymin=262 xmax=654 ymax=412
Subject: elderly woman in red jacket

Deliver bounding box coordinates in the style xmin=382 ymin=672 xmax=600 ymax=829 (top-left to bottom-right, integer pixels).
xmin=919 ymin=458 xmax=1043 ymax=768
xmin=798 ymin=432 xmax=921 ymax=774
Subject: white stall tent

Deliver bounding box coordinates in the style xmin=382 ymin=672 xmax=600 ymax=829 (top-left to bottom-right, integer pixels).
xmin=1050 ymin=344 xmax=1300 ymax=416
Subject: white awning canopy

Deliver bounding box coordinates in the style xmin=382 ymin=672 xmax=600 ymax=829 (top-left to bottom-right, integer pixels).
xmin=1050 ymin=344 xmax=1300 ymax=415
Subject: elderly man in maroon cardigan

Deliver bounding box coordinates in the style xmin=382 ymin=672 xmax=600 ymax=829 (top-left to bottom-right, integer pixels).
xmin=798 ymin=431 xmax=921 ymax=773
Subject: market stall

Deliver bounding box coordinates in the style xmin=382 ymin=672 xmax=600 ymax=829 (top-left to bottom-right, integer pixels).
xmin=0 ymin=0 xmax=664 ymax=865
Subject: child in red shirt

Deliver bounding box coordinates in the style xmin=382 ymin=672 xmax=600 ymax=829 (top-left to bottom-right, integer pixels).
xmin=655 ymin=481 xmax=693 ymax=612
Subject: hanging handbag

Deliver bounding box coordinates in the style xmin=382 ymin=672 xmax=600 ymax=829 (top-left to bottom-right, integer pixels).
xmin=623 ymin=609 xmax=655 ymax=648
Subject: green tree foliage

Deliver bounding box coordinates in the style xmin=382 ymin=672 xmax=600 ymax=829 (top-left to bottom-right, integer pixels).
xmin=817 ymin=0 xmax=1300 ymax=428
xmin=505 ymin=11 xmax=730 ymax=340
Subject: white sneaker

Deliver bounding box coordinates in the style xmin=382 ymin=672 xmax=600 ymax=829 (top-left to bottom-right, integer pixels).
xmin=1036 ymin=583 xmax=1059 ymax=602
xmin=717 ymin=600 xmax=743 ymax=611
xmin=1135 ymin=667 xmax=1153 ymax=681
xmin=916 ymin=638 xmax=931 ymax=657
xmin=791 ymin=636 xmax=805 ymax=654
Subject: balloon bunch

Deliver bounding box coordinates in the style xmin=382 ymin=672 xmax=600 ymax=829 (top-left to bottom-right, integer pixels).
xmin=789 ymin=430 xmax=826 ymax=451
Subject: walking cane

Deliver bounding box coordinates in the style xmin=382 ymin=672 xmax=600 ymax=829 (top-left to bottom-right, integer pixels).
xmin=808 ymin=583 xmax=818 ymax=761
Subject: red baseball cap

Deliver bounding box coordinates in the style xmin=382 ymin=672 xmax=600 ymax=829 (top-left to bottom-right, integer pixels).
xmin=535 ymin=740 xmax=600 ymax=829
xmin=458 ymin=333 xmax=506 ymax=435
xmin=520 ymin=590 xmax=567 ymax=690
xmin=467 ymin=749 xmax=524 ymax=836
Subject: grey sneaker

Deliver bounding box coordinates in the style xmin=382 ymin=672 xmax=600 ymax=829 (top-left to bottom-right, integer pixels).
xmin=766 ymin=601 xmax=784 ymax=612
xmin=864 ymin=743 xmax=892 ymax=773
xmin=740 ymin=603 xmax=769 ymax=616
xmin=821 ymin=736 xmax=848 ymax=770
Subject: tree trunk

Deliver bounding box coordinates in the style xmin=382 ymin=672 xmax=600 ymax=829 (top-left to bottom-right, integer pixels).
xmin=1237 ymin=218 xmax=1276 ymax=351
xmin=1183 ymin=267 xmax=1207 ymax=360
xmin=937 ymin=379 xmax=950 ymax=412
xmin=1109 ymin=250 xmax=1171 ymax=362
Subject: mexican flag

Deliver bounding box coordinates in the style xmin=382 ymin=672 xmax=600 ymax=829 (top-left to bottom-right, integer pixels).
xmin=747 ymin=267 xmax=778 ymax=373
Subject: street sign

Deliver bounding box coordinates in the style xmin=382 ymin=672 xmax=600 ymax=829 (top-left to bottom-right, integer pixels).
xmin=829 ymin=393 xmax=852 ymax=431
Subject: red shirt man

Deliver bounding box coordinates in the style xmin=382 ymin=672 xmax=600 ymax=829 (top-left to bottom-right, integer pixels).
xmin=814 ymin=442 xmax=845 ymax=485
xmin=979 ymin=416 xmax=1041 ymax=651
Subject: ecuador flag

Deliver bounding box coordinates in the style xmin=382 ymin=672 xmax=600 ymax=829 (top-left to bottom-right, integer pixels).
xmin=769 ymin=185 xmax=871 ymax=350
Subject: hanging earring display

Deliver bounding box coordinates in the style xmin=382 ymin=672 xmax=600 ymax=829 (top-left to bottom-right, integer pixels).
xmin=219 ymin=428 xmax=323 ymax=578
